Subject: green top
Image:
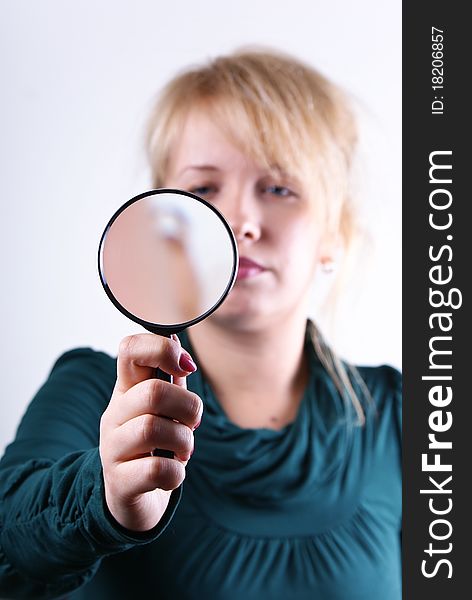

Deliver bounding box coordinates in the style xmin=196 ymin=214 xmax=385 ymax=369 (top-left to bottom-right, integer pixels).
xmin=0 ymin=324 xmax=402 ymax=599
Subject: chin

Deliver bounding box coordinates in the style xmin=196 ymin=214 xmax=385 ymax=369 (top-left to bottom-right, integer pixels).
xmin=212 ymin=305 xmax=263 ymax=326
xmin=209 ymin=296 xmax=281 ymax=332
xmin=210 ymin=281 xmax=312 ymax=331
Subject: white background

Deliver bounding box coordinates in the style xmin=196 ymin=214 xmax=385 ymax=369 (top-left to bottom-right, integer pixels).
xmin=0 ymin=0 xmax=401 ymax=454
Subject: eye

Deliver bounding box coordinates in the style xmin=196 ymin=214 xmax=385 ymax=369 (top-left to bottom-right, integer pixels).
xmin=262 ymin=184 xmax=296 ymax=198
xmin=267 ymin=185 xmax=291 ymax=196
xmin=188 ymin=185 xmax=217 ymax=198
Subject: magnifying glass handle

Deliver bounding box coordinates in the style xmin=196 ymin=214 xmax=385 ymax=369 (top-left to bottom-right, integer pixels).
xmin=152 ymin=336 xmax=175 ymax=459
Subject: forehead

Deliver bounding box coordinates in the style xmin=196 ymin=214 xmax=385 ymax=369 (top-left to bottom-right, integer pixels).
xmin=167 ymin=108 xmax=255 ymax=176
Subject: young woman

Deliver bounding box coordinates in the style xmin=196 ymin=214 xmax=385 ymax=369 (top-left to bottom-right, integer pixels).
xmin=0 ymin=49 xmax=402 ymax=599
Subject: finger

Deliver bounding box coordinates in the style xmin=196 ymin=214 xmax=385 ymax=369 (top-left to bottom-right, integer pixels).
xmin=116 ymin=334 xmax=196 ymax=393
xmin=172 ymin=374 xmax=187 ymax=389
xmin=112 ymin=378 xmax=203 ymax=429
xmin=171 ymin=334 xmax=187 ymax=389
xmin=115 ymin=455 xmax=186 ymax=495
xmin=110 ymin=414 xmax=194 ymax=463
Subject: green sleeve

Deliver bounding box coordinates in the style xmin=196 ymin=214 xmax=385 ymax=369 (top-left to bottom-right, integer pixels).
xmin=0 ymin=348 xmax=182 ymax=599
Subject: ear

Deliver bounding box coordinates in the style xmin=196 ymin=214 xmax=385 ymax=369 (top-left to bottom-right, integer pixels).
xmin=318 ymin=230 xmax=343 ymax=264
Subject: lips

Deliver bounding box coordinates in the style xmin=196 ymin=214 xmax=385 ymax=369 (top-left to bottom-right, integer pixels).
xmin=237 ymin=256 xmax=266 ymax=280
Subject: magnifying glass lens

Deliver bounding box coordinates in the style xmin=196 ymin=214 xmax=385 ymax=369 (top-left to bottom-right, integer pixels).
xmin=98 ymin=189 xmax=238 ymax=335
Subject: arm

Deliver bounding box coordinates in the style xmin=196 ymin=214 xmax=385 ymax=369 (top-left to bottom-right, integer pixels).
xmin=0 ymin=348 xmax=182 ymax=599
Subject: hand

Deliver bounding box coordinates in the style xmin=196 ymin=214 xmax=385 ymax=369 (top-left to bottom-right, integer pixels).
xmin=99 ymin=333 xmax=202 ymax=532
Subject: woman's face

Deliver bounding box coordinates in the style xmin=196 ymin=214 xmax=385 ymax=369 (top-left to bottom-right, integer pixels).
xmin=164 ymin=108 xmax=331 ymax=329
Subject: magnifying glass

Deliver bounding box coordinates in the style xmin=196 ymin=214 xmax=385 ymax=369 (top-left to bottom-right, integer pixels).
xmin=98 ymin=188 xmax=238 ymax=457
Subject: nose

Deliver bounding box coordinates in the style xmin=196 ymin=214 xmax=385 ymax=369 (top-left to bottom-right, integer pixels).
xmin=222 ymin=190 xmax=261 ymax=244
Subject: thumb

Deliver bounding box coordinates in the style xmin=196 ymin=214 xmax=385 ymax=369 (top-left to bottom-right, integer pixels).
xmin=171 ymin=333 xmax=194 ymax=389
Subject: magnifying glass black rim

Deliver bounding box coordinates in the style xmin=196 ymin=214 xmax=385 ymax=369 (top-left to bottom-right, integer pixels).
xmin=98 ymin=187 xmax=239 ymax=336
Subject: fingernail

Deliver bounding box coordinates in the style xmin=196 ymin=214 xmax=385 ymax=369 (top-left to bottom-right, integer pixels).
xmin=179 ymin=350 xmax=197 ymax=373
xmin=192 ymin=418 xmax=201 ymax=431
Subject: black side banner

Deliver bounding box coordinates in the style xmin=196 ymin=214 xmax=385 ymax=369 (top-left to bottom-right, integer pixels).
xmin=403 ymin=2 xmax=470 ymax=598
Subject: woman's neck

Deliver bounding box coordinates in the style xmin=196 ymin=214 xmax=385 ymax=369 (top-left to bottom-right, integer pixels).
xmin=187 ymin=312 xmax=309 ymax=429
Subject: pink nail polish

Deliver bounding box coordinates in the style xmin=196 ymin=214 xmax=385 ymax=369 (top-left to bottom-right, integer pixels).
xmin=179 ymin=351 xmax=197 ymax=373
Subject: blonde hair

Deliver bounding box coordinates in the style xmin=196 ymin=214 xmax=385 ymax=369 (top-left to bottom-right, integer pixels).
xmin=146 ymin=48 xmax=372 ymax=425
